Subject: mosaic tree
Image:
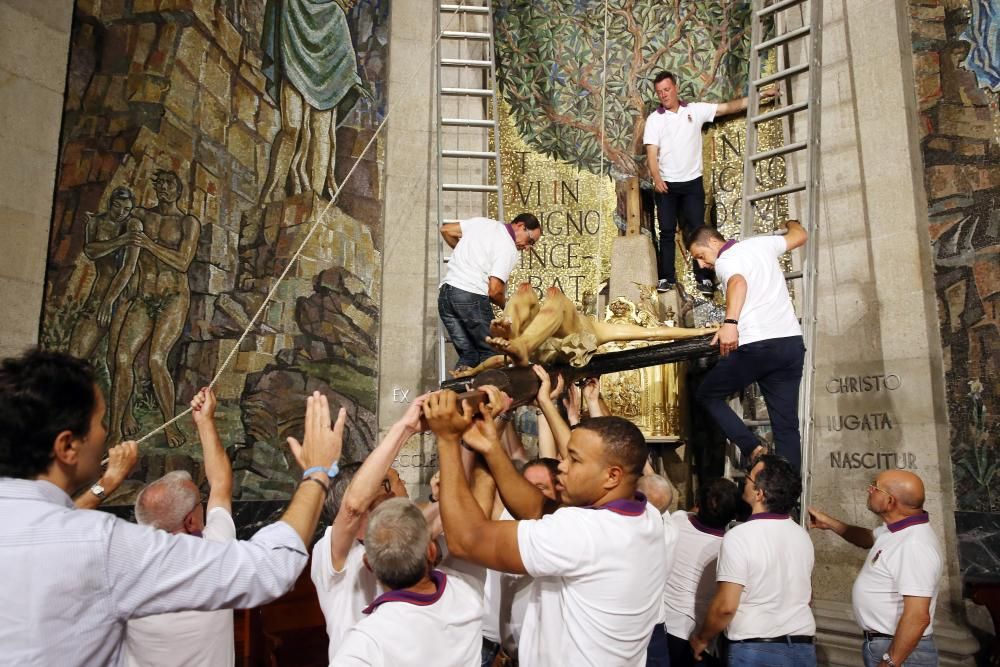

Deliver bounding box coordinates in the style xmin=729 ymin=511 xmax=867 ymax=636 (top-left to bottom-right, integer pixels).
xmin=494 ymin=0 xmax=753 ymax=177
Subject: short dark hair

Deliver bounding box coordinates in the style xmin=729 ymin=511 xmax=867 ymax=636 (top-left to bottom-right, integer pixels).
xmin=524 ymin=457 xmax=560 ymax=482
xmin=696 ymin=477 xmax=740 ymax=529
xmin=686 ymin=226 xmax=726 ymax=249
xmin=653 ymin=71 xmax=677 ymax=87
xmin=753 ymin=455 xmax=801 ymax=514
xmin=511 ymin=212 xmax=540 ymax=231
xmin=0 ymin=349 xmax=97 ymax=479
xmin=578 ymin=416 xmax=647 ymax=476
xmin=325 ymin=461 xmax=363 ymax=522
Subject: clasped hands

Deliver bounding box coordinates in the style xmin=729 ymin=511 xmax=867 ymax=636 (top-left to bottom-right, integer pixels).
xmin=422 ymin=386 xmax=512 ymax=456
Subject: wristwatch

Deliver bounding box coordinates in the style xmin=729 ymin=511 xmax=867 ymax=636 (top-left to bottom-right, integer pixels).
xmin=90 ymin=483 xmax=107 ymax=500
xmin=881 ymin=653 xmax=896 ymax=667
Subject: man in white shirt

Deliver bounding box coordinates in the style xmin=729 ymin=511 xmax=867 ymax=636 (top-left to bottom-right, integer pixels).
xmin=686 ymin=221 xmax=809 ymax=471
xmin=809 ymin=471 xmax=942 ymax=667
xmin=691 ymin=455 xmax=816 ymax=666
xmin=425 ymin=390 xmax=668 ymax=667
xmin=651 ymin=478 xmax=739 ymax=667
xmin=643 ymin=71 xmax=772 ymax=293
xmin=333 ymin=498 xmax=486 ymax=666
xmin=312 ymin=395 xmax=429 ymax=662
xmin=0 ymin=349 xmax=344 ymax=666
xmin=125 ymin=387 xmax=236 ymax=666
xmin=439 ymin=213 xmax=541 ymax=371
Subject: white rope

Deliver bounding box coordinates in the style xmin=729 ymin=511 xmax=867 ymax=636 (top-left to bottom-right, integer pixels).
xmin=128 ymin=1 xmax=472 ymax=448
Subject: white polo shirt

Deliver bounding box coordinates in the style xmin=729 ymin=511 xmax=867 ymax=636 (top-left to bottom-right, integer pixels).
xmin=442 ymin=217 xmax=520 ymax=295
xmin=714 ymin=236 xmax=802 ymax=346
xmin=717 ymin=513 xmax=815 ymax=640
xmin=516 ymin=494 xmax=668 ymax=667
xmin=312 ymin=532 xmax=382 ymax=662
xmin=657 ymin=510 xmax=680 ymax=624
xmin=851 ymin=513 xmax=943 ymax=636
xmin=661 ymin=512 xmax=726 ymax=639
xmin=643 ymin=102 xmax=717 ymax=182
xmin=125 ymin=507 xmax=236 ymax=667
xmin=332 ymin=564 xmax=485 ymax=666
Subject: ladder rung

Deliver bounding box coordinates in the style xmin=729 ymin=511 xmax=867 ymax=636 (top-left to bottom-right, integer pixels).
xmin=441 ymin=118 xmax=497 ymax=128
xmin=443 ymin=183 xmax=499 ymax=192
xmin=442 ymin=150 xmax=498 ymax=159
xmin=753 ymin=63 xmax=810 ymax=87
xmin=440 ymin=3 xmax=489 ymax=13
xmin=755 ymin=25 xmax=811 ymax=51
xmin=751 ymin=100 xmax=809 ymax=124
xmin=441 ymin=218 xmax=462 ymax=224
xmin=784 ymin=270 xmax=803 ymax=280
xmin=748 ymin=181 xmax=807 ymax=202
xmin=749 ymin=141 xmax=807 ymax=163
xmin=441 ymin=87 xmax=494 ymax=97
xmin=441 ymin=30 xmax=491 ymax=40
xmin=440 ymin=58 xmax=493 ymax=67
xmin=743 ymin=419 xmax=771 ymax=427
xmin=756 ymin=0 xmax=808 ymax=19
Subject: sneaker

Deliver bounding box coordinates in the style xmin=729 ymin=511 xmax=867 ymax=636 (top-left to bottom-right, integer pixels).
xmin=656 ymin=279 xmax=674 ymax=293
xmin=696 ymin=279 xmax=715 ymax=296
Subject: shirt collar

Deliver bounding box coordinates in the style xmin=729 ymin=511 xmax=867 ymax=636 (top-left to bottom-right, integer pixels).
xmin=362 ymin=570 xmax=447 ymax=614
xmin=586 ymin=492 xmax=648 ymax=516
xmin=0 ymin=478 xmax=74 ymax=508
xmin=656 ymin=100 xmax=689 ymax=114
xmin=747 ymin=512 xmax=790 ymax=521
xmin=689 ymin=514 xmax=725 ymax=537
xmin=717 ymin=239 xmax=737 ymax=257
xmin=503 ymin=223 xmax=517 ymax=244
xmin=886 ymin=511 xmax=930 ymax=533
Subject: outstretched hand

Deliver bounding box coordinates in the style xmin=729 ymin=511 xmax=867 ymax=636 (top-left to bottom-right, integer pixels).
xmin=461 ymin=402 xmax=502 ymax=456
xmin=286 ymin=391 xmax=346 ymax=470
xmin=532 ymin=365 xmax=563 ymax=405
xmin=807 ymin=506 xmax=838 ymax=531
xmin=423 ymin=390 xmax=474 ymax=443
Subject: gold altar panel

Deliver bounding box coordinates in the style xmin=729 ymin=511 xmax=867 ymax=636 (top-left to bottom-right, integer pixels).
xmin=597 ymin=298 xmax=687 ymax=440
xmin=490 ymin=101 xmax=617 ymax=306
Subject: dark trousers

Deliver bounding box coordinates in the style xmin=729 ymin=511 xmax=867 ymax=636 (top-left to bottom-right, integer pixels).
xmin=654 ymin=177 xmax=712 ymax=284
xmin=696 ymin=336 xmax=806 ymax=471
xmin=438 ymin=284 xmax=496 ymax=369
xmin=646 ymin=624 xmax=670 ymax=666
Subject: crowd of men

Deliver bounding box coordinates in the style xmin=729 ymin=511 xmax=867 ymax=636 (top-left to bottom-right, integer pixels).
xmin=0 ymin=72 xmax=944 ymax=667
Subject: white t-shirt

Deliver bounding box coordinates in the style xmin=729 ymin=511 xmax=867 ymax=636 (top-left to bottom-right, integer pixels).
xmin=125 ymin=507 xmax=236 ymax=667
xmin=716 ymin=514 xmax=815 ymax=640
xmin=516 ymin=496 xmax=668 ymax=667
xmin=714 ymin=236 xmax=802 ymax=346
xmin=442 ymin=217 xmax=520 ymax=295
xmin=851 ymin=514 xmax=943 ymax=636
xmin=661 ymin=512 xmax=725 ymax=638
xmin=658 ymin=511 xmax=680 ymax=624
xmin=312 ymin=531 xmax=382 ymax=663
xmin=332 ymin=564 xmax=486 ymax=666
xmin=642 ymin=102 xmax=717 ymax=182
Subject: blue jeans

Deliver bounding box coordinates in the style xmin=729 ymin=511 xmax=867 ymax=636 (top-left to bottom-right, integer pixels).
xmin=481 ymin=636 xmax=501 ymax=667
xmin=646 ymin=623 xmax=671 ymax=666
xmin=727 ymin=641 xmax=816 ymax=666
xmin=696 ymin=335 xmax=805 ymax=471
xmin=654 ymin=177 xmax=711 ymax=284
xmin=862 ymin=637 xmax=938 ymax=666
xmin=438 ymin=284 xmax=496 ymax=369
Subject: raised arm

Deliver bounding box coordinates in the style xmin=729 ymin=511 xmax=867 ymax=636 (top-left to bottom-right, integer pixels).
xmin=807 ymin=507 xmax=875 ymax=549
xmin=283 ymin=393 xmax=346 ymax=546
xmin=74 ymin=441 xmax=138 ymax=509
xmin=190 ymin=387 xmax=232 ymax=513
xmin=327 ymin=395 xmax=427 ymax=570
xmin=782 ymin=219 xmax=808 ymax=251
xmin=440 ymin=222 xmax=462 ymax=249
xmin=425 ymin=391 xmax=526 ymax=575
xmin=534 ymin=366 xmax=571 ymax=459
xmin=716 ymin=86 xmax=776 ymax=117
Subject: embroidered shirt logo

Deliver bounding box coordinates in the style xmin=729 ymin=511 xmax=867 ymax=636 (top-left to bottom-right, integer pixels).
xmin=871 ymin=549 xmax=882 ymax=565
xmin=687 ymin=113 xmax=692 ymax=122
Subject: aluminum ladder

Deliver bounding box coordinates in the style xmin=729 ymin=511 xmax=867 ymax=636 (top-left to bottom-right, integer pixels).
xmin=730 ymin=0 xmax=823 ymax=516
xmin=435 ymin=0 xmax=506 ymax=383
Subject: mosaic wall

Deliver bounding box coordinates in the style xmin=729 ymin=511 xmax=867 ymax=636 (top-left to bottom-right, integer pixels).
xmin=908 ymin=0 xmax=1000 ymax=581
xmin=41 ymin=0 xmax=390 ymax=504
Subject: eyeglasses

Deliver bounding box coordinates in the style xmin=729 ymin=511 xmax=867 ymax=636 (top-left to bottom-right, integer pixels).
xmin=381 ymin=478 xmax=393 ymax=494
xmin=746 ymin=474 xmax=759 ymax=489
xmin=867 ymin=481 xmax=893 ymax=499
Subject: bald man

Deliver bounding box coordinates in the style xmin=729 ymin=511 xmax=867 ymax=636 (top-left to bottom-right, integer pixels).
xmin=809 ymin=470 xmax=943 ymax=667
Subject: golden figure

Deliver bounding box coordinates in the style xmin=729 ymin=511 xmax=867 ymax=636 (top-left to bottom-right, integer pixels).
xmin=109 ymin=170 xmax=201 ymax=447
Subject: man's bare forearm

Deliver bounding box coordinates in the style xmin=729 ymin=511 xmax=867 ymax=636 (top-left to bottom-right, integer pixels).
xmin=482 ymin=443 xmax=549 ymax=520
xmin=280 ymin=478 xmax=328 ymax=546
xmin=438 ymin=436 xmax=489 ymax=557
xmin=537 ymin=398 xmax=571 ymax=459
xmin=199 ymin=419 xmax=232 ymax=498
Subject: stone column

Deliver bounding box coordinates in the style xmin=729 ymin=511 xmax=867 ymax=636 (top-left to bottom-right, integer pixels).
xmin=0 ymin=0 xmax=74 ymax=359
xmin=804 ymin=0 xmax=977 ymax=663
xmin=377 ymin=0 xmax=439 ymax=492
